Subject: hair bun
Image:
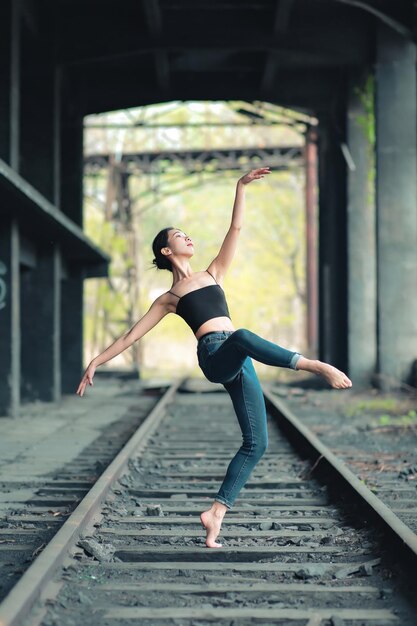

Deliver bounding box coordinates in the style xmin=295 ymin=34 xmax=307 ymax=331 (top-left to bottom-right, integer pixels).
xmin=152 ymin=227 xmax=175 ymax=273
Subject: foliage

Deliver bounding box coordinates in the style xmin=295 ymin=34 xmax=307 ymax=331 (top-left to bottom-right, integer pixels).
xmin=343 ymin=396 xmax=398 ymax=418
xmin=378 ymin=410 xmax=417 ymax=427
xmin=343 ymin=394 xmax=417 ymax=428
xmin=353 ymin=74 xmax=375 ymax=208
xmin=354 ymin=74 xmax=375 ymax=147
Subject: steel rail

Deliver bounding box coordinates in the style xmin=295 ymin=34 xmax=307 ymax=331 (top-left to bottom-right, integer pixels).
xmin=263 ymin=387 xmax=417 ymax=568
xmin=0 ymin=378 xmax=184 ymax=626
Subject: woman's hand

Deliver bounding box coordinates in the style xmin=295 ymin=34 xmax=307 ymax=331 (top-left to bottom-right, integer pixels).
xmin=239 ymin=167 xmax=270 ymax=185
xmin=76 ymin=361 xmax=97 ymax=397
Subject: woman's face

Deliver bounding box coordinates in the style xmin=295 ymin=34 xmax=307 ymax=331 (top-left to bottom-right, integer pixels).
xmin=167 ymin=228 xmax=194 ymax=256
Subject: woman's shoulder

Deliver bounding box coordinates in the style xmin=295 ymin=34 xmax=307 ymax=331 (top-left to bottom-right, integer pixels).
xmin=151 ymin=291 xmax=177 ymax=315
xmin=205 ymin=265 xmax=224 ymax=287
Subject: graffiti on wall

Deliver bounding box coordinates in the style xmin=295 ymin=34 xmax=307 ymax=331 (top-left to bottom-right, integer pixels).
xmin=0 ymin=261 xmax=7 ymax=310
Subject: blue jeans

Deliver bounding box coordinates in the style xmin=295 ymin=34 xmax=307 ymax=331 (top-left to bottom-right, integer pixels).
xmin=196 ymin=328 xmax=301 ymax=509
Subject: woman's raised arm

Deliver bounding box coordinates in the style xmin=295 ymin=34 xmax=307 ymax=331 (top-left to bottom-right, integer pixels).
xmin=207 ymin=167 xmax=270 ymax=281
xmin=76 ymin=294 xmax=169 ymax=397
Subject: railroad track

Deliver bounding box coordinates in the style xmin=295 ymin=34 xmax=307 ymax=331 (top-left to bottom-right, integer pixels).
xmin=0 ymin=377 xmax=416 ymax=625
xmin=272 ymin=387 xmax=417 ymax=537
xmin=0 ymin=384 xmax=162 ymax=608
xmin=262 ymin=389 xmax=417 ymax=569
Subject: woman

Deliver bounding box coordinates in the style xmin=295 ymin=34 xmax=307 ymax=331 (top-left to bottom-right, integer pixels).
xmin=76 ymin=167 xmax=352 ymax=549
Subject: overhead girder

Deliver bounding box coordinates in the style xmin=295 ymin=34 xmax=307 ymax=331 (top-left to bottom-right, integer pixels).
xmin=48 ymin=0 xmax=415 ymax=121
xmin=71 ymin=67 xmax=342 ymax=116
xmin=58 ymin=23 xmax=371 ymax=68
xmin=330 ymin=0 xmax=412 ymax=38
xmin=53 ymin=0 xmax=375 ymax=117
xmin=142 ymin=0 xmax=170 ymax=92
xmin=84 ymin=146 xmax=304 ymax=177
xmin=261 ymin=0 xmax=296 ymax=94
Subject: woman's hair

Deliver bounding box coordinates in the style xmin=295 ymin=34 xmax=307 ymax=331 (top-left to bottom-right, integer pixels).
xmin=152 ymin=226 xmax=175 ymax=272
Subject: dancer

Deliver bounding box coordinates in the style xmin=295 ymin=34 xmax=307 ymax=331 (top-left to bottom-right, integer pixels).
xmin=76 ymin=167 xmax=352 ymax=548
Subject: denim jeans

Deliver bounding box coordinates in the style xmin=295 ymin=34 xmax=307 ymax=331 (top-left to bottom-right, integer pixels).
xmin=196 ymin=328 xmax=301 ymax=509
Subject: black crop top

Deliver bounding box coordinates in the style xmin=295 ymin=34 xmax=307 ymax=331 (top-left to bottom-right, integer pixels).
xmin=168 ymin=270 xmax=231 ymax=334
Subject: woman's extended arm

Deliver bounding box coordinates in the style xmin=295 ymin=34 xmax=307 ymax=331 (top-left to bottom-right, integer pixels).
xmin=76 ymin=294 xmax=169 ymax=397
xmin=207 ymin=167 xmax=270 ymax=280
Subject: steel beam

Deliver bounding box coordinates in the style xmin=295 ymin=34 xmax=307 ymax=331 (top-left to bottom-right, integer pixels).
xmin=84 ymin=146 xmax=304 ymax=175
xmin=331 ymin=0 xmax=412 ymax=39
xmin=317 ymin=112 xmax=348 ymax=371
xmin=0 ymin=158 xmax=110 ymax=270
xmin=143 ymin=0 xmax=170 ymax=92
xmin=261 ymin=0 xmax=295 ymax=94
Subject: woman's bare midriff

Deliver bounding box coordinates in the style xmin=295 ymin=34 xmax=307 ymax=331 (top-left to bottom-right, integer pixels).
xmin=195 ymin=317 xmax=236 ymax=340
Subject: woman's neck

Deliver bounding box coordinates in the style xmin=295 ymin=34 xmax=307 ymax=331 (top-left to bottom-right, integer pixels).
xmin=171 ymin=261 xmax=194 ymax=283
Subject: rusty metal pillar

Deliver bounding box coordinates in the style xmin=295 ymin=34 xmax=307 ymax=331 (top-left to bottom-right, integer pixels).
xmin=304 ymin=126 xmax=318 ymax=357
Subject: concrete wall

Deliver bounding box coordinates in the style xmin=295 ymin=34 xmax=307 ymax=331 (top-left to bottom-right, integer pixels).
xmin=346 ymin=70 xmax=377 ymax=387
xmin=375 ymin=24 xmax=417 ymax=388
xmin=0 ymin=1 xmax=107 ymax=417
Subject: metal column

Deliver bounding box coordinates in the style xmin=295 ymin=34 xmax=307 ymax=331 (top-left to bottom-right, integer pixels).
xmin=304 ymin=126 xmax=318 ymax=357
xmin=0 ymin=219 xmax=21 ymax=416
xmin=318 ymin=115 xmax=348 ymax=371
xmin=375 ymin=24 xmax=417 ymax=387
xmin=21 ymin=245 xmax=62 ymax=402
xmin=347 ymin=71 xmax=377 ymax=386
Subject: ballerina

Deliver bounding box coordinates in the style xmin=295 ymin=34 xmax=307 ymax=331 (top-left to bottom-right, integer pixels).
xmin=76 ymin=167 xmax=352 ymax=548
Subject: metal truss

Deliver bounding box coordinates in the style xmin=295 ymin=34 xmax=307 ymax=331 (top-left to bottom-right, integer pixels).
xmin=84 ymin=146 xmax=304 ymax=177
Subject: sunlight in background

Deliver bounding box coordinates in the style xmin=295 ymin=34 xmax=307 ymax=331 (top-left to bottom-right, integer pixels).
xmin=83 ymin=101 xmax=312 ymax=381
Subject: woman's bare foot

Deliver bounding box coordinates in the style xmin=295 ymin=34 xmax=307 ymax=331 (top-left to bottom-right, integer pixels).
xmin=296 ymin=357 xmax=352 ymax=389
xmin=200 ymin=501 xmax=228 ymax=548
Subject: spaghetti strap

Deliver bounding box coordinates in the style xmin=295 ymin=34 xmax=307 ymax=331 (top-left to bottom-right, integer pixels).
xmin=168 ymin=290 xmax=180 ymax=298
xmin=206 ymin=269 xmax=218 ymax=284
